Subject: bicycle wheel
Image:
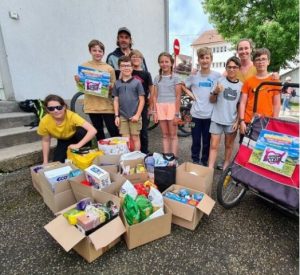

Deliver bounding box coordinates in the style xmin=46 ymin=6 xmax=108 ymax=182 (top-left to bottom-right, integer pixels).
xmin=70 ymin=92 xmax=89 ymax=121
xmin=217 ymin=166 xmax=247 ymax=209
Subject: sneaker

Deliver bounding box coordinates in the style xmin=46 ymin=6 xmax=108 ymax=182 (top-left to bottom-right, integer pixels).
xmin=216 ymin=161 xmax=224 ymax=170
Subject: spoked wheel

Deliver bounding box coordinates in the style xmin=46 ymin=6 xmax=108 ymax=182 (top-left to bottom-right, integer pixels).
xmin=217 ymin=166 xmax=247 ymax=209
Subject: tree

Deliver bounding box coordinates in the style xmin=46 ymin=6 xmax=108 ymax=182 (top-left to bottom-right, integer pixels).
xmin=202 ymin=0 xmax=299 ymax=71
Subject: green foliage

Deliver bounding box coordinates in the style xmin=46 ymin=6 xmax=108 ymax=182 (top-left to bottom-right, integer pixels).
xmin=202 ymin=0 xmax=299 ymax=71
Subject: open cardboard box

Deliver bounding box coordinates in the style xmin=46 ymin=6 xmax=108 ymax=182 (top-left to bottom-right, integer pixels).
xmin=120 ymin=204 xmax=172 ymax=250
xmin=93 ymin=154 xmax=121 ymax=172
xmin=38 ymin=162 xmax=78 ymax=213
xmin=120 ymin=158 xmax=148 ymax=183
xmin=30 ymin=162 xmax=61 ymax=196
xmin=44 ymin=191 xmax=125 ymax=263
xmin=69 ymin=166 xmax=127 ymax=201
xmin=176 ymin=162 xmax=214 ymax=196
xmin=163 ymin=184 xmax=215 ymax=231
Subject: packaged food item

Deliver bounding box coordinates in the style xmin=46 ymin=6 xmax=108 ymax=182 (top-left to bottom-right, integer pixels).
xmin=76 ymin=198 xmax=93 ymax=210
xmin=164 ymin=192 xmax=188 ymax=204
xmin=135 ymin=195 xmax=153 ymax=221
xmin=63 ymin=208 xmax=86 ymax=225
xmin=123 ymin=194 xmax=141 ymax=225
xmin=136 ymin=163 xmax=146 ymax=173
xmin=143 ymin=180 xmax=157 ymax=191
xmin=134 ymin=183 xmax=149 ymax=197
xmin=148 ymin=187 xmax=164 ymax=211
xmin=119 ymin=180 xmax=138 ymax=203
xmin=192 ymin=192 xmax=204 ymax=202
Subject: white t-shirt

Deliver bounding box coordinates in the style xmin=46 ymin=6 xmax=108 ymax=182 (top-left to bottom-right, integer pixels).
xmin=211 ymin=76 xmax=242 ymax=125
xmin=185 ymin=70 xmax=221 ymax=119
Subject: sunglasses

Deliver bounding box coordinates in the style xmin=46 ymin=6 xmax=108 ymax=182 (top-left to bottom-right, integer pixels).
xmin=47 ymin=105 xmax=64 ymax=111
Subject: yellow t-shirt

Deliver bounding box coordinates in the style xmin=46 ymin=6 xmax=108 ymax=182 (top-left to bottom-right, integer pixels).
xmin=237 ymin=65 xmax=257 ymax=83
xmin=80 ymin=61 xmax=116 ymax=114
xmin=37 ymin=110 xmax=85 ymax=140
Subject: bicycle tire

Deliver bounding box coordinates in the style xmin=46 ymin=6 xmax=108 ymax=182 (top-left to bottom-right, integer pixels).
xmin=70 ymin=91 xmax=84 ymax=112
xmin=177 ymin=128 xmax=191 ymax=137
xmin=217 ymin=166 xmax=247 ymax=209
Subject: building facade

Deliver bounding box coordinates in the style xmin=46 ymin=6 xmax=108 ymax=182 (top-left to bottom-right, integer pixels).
xmin=191 ymin=29 xmax=234 ymax=74
xmin=0 ymin=0 xmax=168 ymax=101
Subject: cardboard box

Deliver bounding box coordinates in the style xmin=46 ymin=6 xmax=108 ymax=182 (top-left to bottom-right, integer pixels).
xmin=163 ymin=184 xmax=215 ymax=231
xmin=69 ymin=170 xmax=127 ymax=201
xmin=121 ymin=204 xmax=172 ymax=250
xmin=39 ymin=162 xmax=77 ymax=213
xmin=176 ymin=162 xmax=214 ymax=195
xmin=93 ymin=154 xmax=120 ymax=166
xmin=120 ymin=158 xmax=148 ymax=183
xmin=30 ymin=162 xmax=61 ymax=196
xmin=44 ymin=191 xmax=126 ymax=263
xmin=85 ymin=165 xmax=111 ymax=189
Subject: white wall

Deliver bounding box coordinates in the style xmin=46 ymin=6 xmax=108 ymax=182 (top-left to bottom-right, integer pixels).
xmin=0 ymin=0 xmax=167 ymax=100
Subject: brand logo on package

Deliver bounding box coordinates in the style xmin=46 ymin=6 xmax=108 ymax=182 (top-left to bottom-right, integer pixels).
xmin=90 ymin=166 xmax=104 ymax=175
xmin=56 ymin=175 xmax=68 ymax=182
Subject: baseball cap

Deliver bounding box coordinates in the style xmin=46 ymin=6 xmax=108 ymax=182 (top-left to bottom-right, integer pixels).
xmin=118 ymin=27 xmax=131 ymax=37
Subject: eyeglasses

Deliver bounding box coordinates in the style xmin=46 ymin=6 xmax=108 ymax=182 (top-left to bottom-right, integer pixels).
xmin=47 ymin=105 xmax=64 ymax=112
xmin=254 ymin=58 xmax=268 ymax=63
xmin=226 ymin=66 xmax=239 ymax=70
xmin=120 ymin=64 xmax=132 ymax=68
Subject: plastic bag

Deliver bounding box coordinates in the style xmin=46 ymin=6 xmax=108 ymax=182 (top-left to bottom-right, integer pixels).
xmin=123 ymin=194 xmax=141 ymax=225
xmin=135 ymin=195 xmax=153 ymax=221
xmin=67 ymin=148 xmax=104 ymax=170
xmin=148 ymin=187 xmax=164 ymax=211
xmin=134 ymin=183 xmax=149 ymax=197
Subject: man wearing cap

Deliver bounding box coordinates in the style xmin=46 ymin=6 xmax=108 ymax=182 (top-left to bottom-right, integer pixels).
xmin=106 ymin=27 xmax=148 ymax=79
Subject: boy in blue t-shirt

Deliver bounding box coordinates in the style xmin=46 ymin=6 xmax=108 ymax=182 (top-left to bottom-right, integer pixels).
xmin=183 ymin=47 xmax=221 ymax=166
xmin=112 ymin=56 xmax=145 ymax=151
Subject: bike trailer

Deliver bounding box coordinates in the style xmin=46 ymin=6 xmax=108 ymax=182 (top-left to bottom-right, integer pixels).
xmin=231 ymin=116 xmax=299 ymax=210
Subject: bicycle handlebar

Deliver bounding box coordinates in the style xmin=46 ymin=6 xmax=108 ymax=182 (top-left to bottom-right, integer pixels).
xmin=253 ymin=81 xmax=299 ymax=113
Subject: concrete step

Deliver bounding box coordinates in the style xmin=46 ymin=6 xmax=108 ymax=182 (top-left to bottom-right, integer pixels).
xmin=0 ymin=112 xmax=36 ymax=129
xmin=0 ymin=100 xmax=20 ymax=113
xmin=0 ymin=126 xmax=40 ymax=149
xmin=0 ymin=140 xmax=56 ymax=172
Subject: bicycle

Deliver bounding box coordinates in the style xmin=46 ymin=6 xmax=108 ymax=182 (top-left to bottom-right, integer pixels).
xmin=147 ymin=95 xmax=193 ymax=137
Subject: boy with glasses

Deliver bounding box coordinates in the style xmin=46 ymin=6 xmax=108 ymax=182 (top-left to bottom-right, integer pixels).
xmin=239 ymin=48 xmax=281 ymax=138
xmin=208 ymin=56 xmax=242 ymax=170
xmin=112 ymin=56 xmax=145 ymax=150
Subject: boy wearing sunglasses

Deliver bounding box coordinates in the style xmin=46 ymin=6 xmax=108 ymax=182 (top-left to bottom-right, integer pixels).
xmin=37 ymin=94 xmax=97 ymax=164
xmin=208 ymin=56 xmax=242 ymax=170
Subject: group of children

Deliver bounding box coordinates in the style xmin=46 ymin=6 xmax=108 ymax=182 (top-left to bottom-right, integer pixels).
xmin=38 ymin=35 xmax=281 ymax=170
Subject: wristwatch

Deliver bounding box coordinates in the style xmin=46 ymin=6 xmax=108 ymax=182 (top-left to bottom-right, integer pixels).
xmin=239 ymin=118 xmax=245 ymax=123
xmin=115 ymin=114 xmax=120 ymax=118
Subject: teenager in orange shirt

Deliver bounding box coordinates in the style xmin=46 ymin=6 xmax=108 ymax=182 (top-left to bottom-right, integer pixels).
xmin=239 ymin=48 xmax=281 ymax=135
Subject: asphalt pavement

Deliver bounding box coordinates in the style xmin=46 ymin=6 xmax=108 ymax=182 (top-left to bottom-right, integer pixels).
xmin=0 ymin=126 xmax=298 ymax=275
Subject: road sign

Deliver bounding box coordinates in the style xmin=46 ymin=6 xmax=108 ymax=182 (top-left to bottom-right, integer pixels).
xmin=173 ymin=39 xmax=180 ymax=56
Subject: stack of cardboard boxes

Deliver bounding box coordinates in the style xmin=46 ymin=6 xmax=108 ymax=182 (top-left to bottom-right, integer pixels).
xmin=31 ymin=153 xmax=215 ymax=262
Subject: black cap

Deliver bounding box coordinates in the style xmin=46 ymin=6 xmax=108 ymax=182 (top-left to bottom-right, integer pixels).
xmin=118 ymin=27 xmax=131 ymax=37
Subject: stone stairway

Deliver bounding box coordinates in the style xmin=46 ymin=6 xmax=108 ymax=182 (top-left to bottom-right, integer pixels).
xmin=0 ymin=101 xmax=55 ymax=172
